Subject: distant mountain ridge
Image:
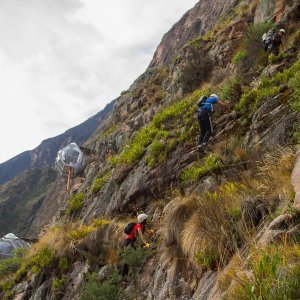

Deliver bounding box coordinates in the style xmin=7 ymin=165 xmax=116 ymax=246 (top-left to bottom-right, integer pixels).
xmin=0 ymin=100 xmax=115 ymax=185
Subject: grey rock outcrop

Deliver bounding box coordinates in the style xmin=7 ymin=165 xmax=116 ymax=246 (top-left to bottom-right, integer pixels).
xmin=244 ymin=92 xmax=300 ymax=147
xmin=150 ymin=0 xmax=240 ymax=68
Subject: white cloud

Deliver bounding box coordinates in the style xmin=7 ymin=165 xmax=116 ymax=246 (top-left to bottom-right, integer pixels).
xmin=0 ymin=0 xmax=198 ymax=163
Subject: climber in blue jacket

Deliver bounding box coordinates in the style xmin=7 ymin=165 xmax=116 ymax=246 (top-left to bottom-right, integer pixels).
xmin=197 ymin=94 xmax=228 ymax=150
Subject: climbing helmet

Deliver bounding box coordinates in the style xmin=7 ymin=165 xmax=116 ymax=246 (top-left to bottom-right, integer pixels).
xmin=210 ymin=94 xmax=219 ymax=100
xmin=137 ymin=213 xmax=148 ymax=223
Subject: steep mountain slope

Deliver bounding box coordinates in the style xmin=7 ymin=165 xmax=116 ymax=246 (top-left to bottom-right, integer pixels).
xmin=1 ymin=0 xmax=300 ymax=299
xmin=0 ymin=167 xmax=57 ymax=237
xmin=0 ymin=100 xmax=115 ymax=185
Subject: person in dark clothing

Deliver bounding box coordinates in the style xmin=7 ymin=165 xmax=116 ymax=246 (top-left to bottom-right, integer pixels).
xmin=197 ymin=94 xmax=228 ymax=150
xmin=269 ymin=28 xmax=285 ymax=56
xmin=120 ymin=214 xmax=154 ymax=277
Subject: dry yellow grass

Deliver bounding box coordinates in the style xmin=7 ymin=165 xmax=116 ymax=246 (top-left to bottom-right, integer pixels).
xmin=257 ymin=148 xmax=295 ymax=199
xmin=180 ymin=188 xmax=246 ymax=267
xmin=161 ymin=147 xmax=296 ymax=270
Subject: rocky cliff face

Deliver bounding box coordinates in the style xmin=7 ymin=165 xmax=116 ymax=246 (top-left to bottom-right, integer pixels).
xmin=1 ymin=0 xmax=300 ymax=299
xmin=149 ymin=0 xmax=240 ymax=68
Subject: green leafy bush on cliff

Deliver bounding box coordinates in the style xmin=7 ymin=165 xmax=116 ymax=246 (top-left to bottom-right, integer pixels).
xmin=15 ymin=246 xmax=56 ymax=280
xmin=0 ymin=249 xmax=27 ymax=279
xmin=232 ymin=50 xmax=246 ymax=65
xmin=235 ymin=22 xmax=272 ymax=79
xmin=92 ymin=171 xmax=112 ymax=194
xmin=80 ymin=270 xmax=123 ymax=300
xmin=236 ymin=54 xmax=300 ymax=115
xmin=68 ymin=225 xmax=94 ymax=240
xmin=51 ymin=276 xmax=66 ymax=296
xmin=111 ymin=90 xmax=204 ymax=167
xmin=98 ymin=124 xmax=119 ymax=140
xmin=228 ymin=244 xmax=300 ymax=299
xmin=220 ymin=78 xmax=242 ymax=102
xmin=181 ymin=154 xmax=223 ymax=185
xmin=66 ymin=192 xmax=85 ymax=215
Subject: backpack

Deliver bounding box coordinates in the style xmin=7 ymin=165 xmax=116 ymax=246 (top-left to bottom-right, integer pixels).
xmin=124 ymin=222 xmax=136 ymax=235
xmin=262 ymin=29 xmax=275 ymax=46
xmin=197 ymin=95 xmax=208 ymax=108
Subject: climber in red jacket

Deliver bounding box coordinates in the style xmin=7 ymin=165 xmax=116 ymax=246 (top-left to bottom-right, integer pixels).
xmin=120 ymin=213 xmax=154 ymax=277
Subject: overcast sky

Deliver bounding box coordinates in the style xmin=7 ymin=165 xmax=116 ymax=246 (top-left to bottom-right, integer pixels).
xmin=0 ymin=0 xmax=198 ymax=163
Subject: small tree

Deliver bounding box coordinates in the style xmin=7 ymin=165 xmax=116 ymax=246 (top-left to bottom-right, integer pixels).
xmin=121 ymin=246 xmax=147 ymax=299
xmin=235 ymin=22 xmax=273 ymax=82
xmin=80 ymin=270 xmax=123 ymax=300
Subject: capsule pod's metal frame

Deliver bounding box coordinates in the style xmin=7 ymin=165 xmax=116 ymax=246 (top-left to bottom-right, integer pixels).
xmin=55 ymin=143 xmax=85 ymax=178
xmin=0 ymin=233 xmax=30 ymax=260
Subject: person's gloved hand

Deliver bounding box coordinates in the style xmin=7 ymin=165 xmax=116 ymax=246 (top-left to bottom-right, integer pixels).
xmin=145 ymin=243 xmax=151 ymax=249
xmin=149 ymin=229 xmax=155 ymax=234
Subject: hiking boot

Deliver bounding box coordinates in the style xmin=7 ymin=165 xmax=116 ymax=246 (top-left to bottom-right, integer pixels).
xmin=197 ymin=143 xmax=207 ymax=150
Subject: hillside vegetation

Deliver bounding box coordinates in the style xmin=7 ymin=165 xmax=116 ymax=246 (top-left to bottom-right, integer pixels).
xmin=1 ymin=0 xmax=300 ymax=299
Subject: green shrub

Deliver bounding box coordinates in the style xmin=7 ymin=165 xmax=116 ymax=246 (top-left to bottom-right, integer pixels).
xmin=177 ymin=49 xmax=213 ymax=94
xmin=58 ymin=257 xmax=69 ymax=273
xmin=31 ymin=247 xmax=55 ymax=274
xmin=51 ymin=276 xmax=66 ymax=295
xmin=68 ymin=225 xmax=94 ymax=240
xmin=235 ymin=22 xmax=273 ymax=79
xmin=0 ymin=248 xmax=26 ymax=279
xmin=220 ymin=78 xmax=242 ymax=102
xmin=268 ymin=52 xmax=291 ymax=64
xmin=98 ymin=124 xmax=119 ymax=140
xmin=16 ymin=246 xmax=56 ymax=276
xmin=112 ymin=90 xmax=203 ymax=166
xmin=235 ymin=89 xmax=258 ymax=115
xmin=181 ymin=154 xmax=223 ymax=185
xmin=195 ymin=249 xmax=220 ymax=269
xmin=229 ymin=244 xmax=300 ymax=299
xmin=232 ymin=50 xmax=246 ymax=65
xmin=91 ymin=219 xmax=110 ymax=227
xmin=294 ymin=126 xmax=300 ymax=143
xmin=66 ymin=192 xmax=85 ymax=215
xmin=0 ymin=280 xmax=14 ymax=298
xmin=121 ymin=246 xmax=148 ymax=272
xmin=187 ymin=37 xmax=203 ymax=48
xmin=80 ymin=270 xmax=123 ymax=300
xmin=92 ymin=171 xmax=112 ymax=194
xmin=236 ymin=54 xmax=300 ymax=115
xmin=121 ymin=246 xmax=150 ymax=299
xmin=146 ymin=139 xmax=168 ymax=167
xmin=149 ymin=140 xmax=164 ymax=157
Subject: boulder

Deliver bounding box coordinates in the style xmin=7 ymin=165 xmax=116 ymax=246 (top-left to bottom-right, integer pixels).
xmin=98 ymin=265 xmax=110 ymax=281
xmin=244 ymin=94 xmax=300 ymax=147
xmin=30 ymin=280 xmax=51 ymax=300
xmin=267 ymin=214 xmax=292 ymax=230
xmin=193 ymin=270 xmax=218 ymax=300
xmin=62 ymin=261 xmax=89 ymax=300
xmin=259 ymin=229 xmax=286 ymax=246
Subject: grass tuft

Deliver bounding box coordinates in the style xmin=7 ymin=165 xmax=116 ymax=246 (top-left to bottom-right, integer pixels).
xmin=66 ymin=192 xmax=85 ymax=215
xmin=92 ymin=171 xmax=112 ymax=194
xmin=181 ymin=154 xmax=222 ymax=185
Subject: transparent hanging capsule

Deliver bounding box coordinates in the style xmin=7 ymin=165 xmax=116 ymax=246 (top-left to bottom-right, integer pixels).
xmin=55 ymin=143 xmax=85 ymax=191
xmin=0 ymin=233 xmax=30 ymax=260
